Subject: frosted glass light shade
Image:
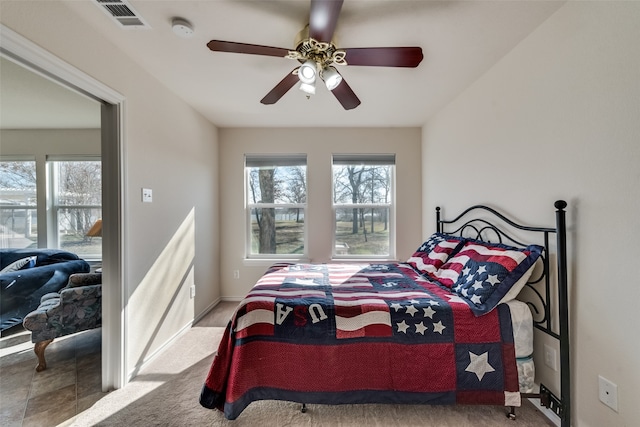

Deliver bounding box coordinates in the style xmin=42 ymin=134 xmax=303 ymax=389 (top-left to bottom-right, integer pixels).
xmin=322 ymin=66 xmax=342 ymax=90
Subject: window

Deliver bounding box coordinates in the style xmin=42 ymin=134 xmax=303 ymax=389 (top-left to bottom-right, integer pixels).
xmin=0 ymin=157 xmax=102 ymax=260
xmin=245 ymin=155 xmax=307 ymax=258
xmin=49 ymin=158 xmax=102 ymax=260
xmin=0 ymin=159 xmax=37 ymax=248
xmin=332 ymin=154 xmax=395 ymax=259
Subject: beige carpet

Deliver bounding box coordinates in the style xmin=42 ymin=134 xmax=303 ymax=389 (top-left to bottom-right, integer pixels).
xmin=69 ymin=303 xmax=556 ymax=427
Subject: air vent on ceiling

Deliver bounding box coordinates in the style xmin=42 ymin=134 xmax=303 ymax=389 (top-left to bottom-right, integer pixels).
xmin=94 ymin=0 xmax=150 ymax=29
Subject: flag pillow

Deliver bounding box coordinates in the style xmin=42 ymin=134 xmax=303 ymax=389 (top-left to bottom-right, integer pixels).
xmin=441 ymin=240 xmax=543 ymax=316
xmin=406 ymin=233 xmax=465 ymax=277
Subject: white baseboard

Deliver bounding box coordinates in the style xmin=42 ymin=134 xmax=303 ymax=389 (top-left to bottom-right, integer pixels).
xmin=127 ymin=319 xmax=194 ymax=381
xmin=194 ymin=297 xmax=222 ymax=323
xmin=527 ymin=397 xmax=561 ymax=427
xmin=221 ymin=296 xmax=244 ymax=302
xmin=127 ymin=297 xmax=226 ymax=381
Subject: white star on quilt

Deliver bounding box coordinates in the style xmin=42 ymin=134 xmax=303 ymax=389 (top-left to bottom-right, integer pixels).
xmin=486 ymin=274 xmax=500 ymax=286
xmin=405 ymin=304 xmax=419 ymax=317
xmin=427 ymin=299 xmax=440 ymax=306
xmin=415 ymin=322 xmax=428 ymax=335
xmin=465 ymin=351 xmax=495 ymax=381
xmin=462 ymin=266 xmax=471 ymax=276
xmin=382 ymin=282 xmax=397 ymax=288
xmin=397 ymin=320 xmax=410 ymax=333
xmin=465 ymin=274 xmax=474 ymax=283
xmin=477 ymin=265 xmax=487 ymax=275
xmin=472 ymin=280 xmax=484 ymax=290
xmin=390 ymin=302 xmax=403 ymax=312
xmin=445 ymin=294 xmax=467 ymax=305
xmin=293 ymin=278 xmax=317 ymax=286
xmin=423 ymin=306 xmax=436 ymax=319
xmin=471 ymin=294 xmax=483 ymax=305
xmin=432 ymin=321 xmax=446 ymax=334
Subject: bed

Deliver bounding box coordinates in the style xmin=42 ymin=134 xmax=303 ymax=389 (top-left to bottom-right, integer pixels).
xmin=200 ymin=201 xmax=570 ymax=426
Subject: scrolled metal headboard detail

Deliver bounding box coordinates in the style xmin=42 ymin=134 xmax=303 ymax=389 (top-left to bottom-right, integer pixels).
xmin=436 ymin=200 xmax=570 ymax=427
xmin=437 ymin=205 xmax=554 ymax=334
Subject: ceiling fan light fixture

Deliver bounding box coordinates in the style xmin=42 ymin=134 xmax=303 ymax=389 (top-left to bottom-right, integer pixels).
xmin=299 ymin=81 xmax=316 ymax=95
xmin=322 ymin=66 xmax=342 ymax=90
xmin=206 ymin=0 xmax=423 ymax=110
xmin=298 ymin=60 xmax=317 ymax=84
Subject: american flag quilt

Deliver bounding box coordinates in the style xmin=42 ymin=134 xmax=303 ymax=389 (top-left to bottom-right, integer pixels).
xmin=200 ymin=262 xmax=521 ymax=420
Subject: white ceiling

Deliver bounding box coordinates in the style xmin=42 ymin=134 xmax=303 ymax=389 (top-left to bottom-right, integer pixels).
xmin=1 ymin=0 xmax=565 ymax=129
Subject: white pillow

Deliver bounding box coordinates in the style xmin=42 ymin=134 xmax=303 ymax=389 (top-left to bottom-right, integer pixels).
xmin=0 ymin=256 xmax=37 ymax=273
xmin=497 ymin=258 xmax=541 ymax=305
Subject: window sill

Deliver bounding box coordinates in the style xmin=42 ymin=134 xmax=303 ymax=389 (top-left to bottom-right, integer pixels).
xmin=242 ymin=258 xmax=400 ymax=266
xmin=243 ymin=258 xmax=310 ymax=267
xmin=330 ymin=258 xmax=400 ymax=264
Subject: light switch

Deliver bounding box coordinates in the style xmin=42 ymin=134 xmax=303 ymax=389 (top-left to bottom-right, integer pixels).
xmin=142 ymin=188 xmax=153 ymax=203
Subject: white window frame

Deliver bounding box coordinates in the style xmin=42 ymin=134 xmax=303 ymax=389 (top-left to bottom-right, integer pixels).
xmin=332 ymin=154 xmax=396 ymax=260
xmin=48 ymin=156 xmax=102 ymax=260
xmin=245 ymin=154 xmax=308 ymax=260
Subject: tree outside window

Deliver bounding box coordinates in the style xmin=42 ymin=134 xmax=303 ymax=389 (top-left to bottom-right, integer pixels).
xmin=0 ymin=158 xmax=102 ymax=259
xmin=333 ymin=154 xmax=394 ymax=258
xmin=51 ymin=159 xmax=102 ymax=259
xmin=246 ymin=155 xmax=307 ymax=257
xmin=0 ymin=160 xmax=37 ymax=248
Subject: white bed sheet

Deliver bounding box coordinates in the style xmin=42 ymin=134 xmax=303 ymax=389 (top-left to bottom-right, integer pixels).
xmin=506 ymin=299 xmax=535 ymax=393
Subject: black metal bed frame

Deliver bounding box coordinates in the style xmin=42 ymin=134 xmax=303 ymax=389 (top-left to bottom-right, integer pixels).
xmin=436 ymin=200 xmax=570 ymax=427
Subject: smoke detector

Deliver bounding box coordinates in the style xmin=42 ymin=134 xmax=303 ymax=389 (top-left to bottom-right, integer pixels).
xmin=171 ymin=18 xmax=195 ymax=38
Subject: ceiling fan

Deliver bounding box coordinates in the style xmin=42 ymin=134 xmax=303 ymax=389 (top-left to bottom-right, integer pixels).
xmin=206 ymin=0 xmax=423 ymax=110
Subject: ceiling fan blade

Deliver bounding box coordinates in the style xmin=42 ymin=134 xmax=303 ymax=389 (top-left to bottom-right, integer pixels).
xmin=207 ymin=40 xmax=290 ymax=58
xmin=308 ymin=0 xmax=344 ymax=42
xmin=343 ymin=47 xmax=424 ymax=67
xmin=260 ymin=70 xmax=300 ymax=105
xmin=331 ymin=75 xmax=361 ymax=110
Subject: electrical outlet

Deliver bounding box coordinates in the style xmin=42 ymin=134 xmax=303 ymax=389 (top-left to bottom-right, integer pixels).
xmin=544 ymin=344 xmax=558 ymax=371
xmin=598 ymin=375 xmax=618 ymax=412
xmin=142 ymin=188 xmax=153 ymax=203
xmin=233 ymin=270 xmax=240 ymax=279
xmin=190 ymin=285 xmax=196 ymax=299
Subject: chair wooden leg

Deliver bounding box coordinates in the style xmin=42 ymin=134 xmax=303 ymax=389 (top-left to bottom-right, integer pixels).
xmin=34 ymin=339 xmax=53 ymax=372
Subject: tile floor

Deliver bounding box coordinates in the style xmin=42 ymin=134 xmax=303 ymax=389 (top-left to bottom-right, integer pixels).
xmin=0 ymin=326 xmax=104 ymax=427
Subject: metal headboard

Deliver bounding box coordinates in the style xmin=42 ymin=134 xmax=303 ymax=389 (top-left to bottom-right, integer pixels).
xmin=436 ymin=200 xmax=570 ymax=427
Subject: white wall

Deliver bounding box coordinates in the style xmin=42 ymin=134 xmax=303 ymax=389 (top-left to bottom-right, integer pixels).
xmin=422 ymin=2 xmax=640 ymax=425
xmin=0 ymin=2 xmax=220 ymax=378
xmin=219 ymin=128 xmax=422 ymax=299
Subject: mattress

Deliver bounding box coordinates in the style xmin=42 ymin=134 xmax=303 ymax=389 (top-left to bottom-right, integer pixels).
xmin=506 ymin=299 xmax=535 ymax=393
